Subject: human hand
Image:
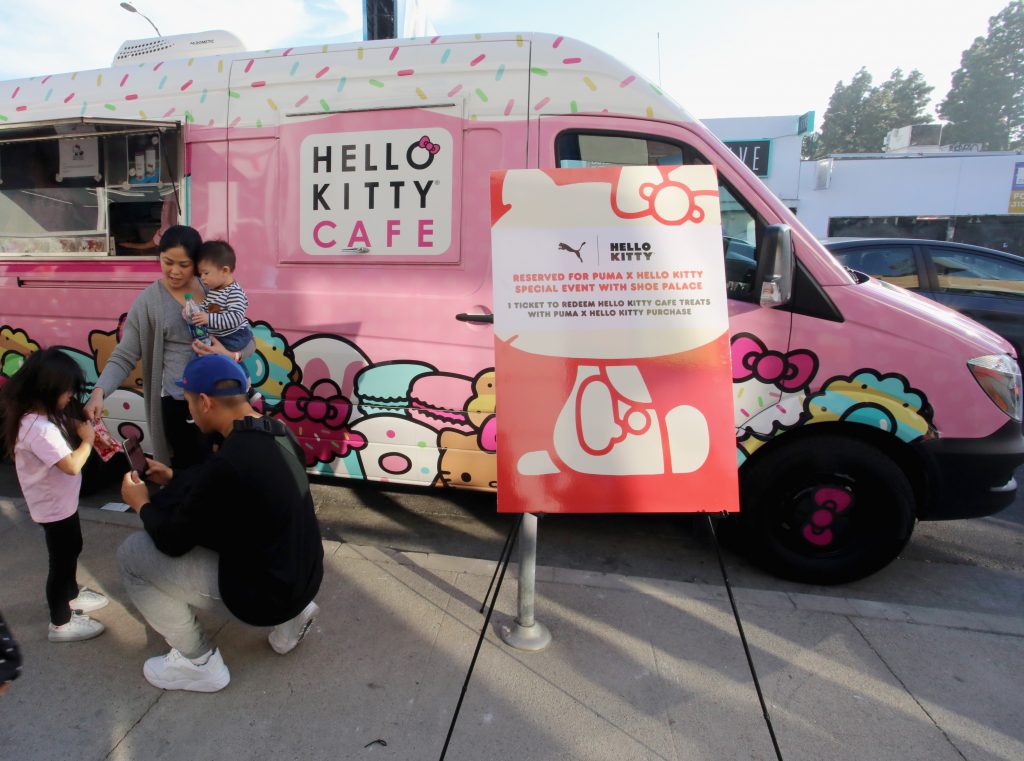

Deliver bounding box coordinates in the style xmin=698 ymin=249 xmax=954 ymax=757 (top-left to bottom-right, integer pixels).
xmin=193 ymin=335 xmax=229 ymax=356
xmin=190 ymin=312 xmax=209 ymax=326
xmin=143 ymin=458 xmax=173 ymax=486
xmin=75 ymin=419 xmax=96 ymax=447
xmin=121 ymin=471 xmax=150 ymax=513
xmin=83 ymin=390 xmax=104 ymax=422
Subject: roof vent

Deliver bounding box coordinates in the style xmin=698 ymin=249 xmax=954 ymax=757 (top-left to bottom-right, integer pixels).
xmin=113 ymin=30 xmax=245 ymax=65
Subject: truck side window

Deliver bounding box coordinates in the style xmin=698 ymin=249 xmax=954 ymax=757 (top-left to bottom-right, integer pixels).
xmin=0 ymin=123 xmax=181 ymax=258
xmin=555 ymin=130 xmax=764 ymax=302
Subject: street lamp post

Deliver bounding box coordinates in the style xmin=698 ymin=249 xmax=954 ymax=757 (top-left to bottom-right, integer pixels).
xmin=119 ymin=2 xmax=162 ymax=37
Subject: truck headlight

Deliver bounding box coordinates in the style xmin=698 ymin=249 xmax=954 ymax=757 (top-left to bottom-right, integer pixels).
xmin=968 ymin=355 xmax=1022 ymax=422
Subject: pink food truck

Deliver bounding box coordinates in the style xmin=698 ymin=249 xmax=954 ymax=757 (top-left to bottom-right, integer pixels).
xmin=0 ymin=31 xmax=1020 ymax=583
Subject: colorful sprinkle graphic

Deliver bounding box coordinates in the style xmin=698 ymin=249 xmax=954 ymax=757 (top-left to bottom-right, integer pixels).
xmin=389 ymin=47 xmax=399 ymax=61
xmin=398 ymin=69 xmax=414 ymax=76
xmin=416 ymin=88 xmax=427 ymax=100
xmin=583 ymin=76 xmax=597 ymax=91
xmin=441 ymin=49 xmax=451 ymax=64
xmin=294 ymin=95 xmax=309 ymax=107
xmin=315 ymin=66 xmax=330 ymax=79
xmin=180 ymin=79 xmax=193 ymax=91
xmin=470 ymin=54 xmax=486 ymax=67
xmin=534 ymin=97 xmax=550 ymax=111
xmin=447 ymin=84 xmax=463 ymax=97
xmin=531 ymin=67 xmax=549 ymax=76
xmin=496 ymin=64 xmax=505 ymax=81
xmin=368 ymin=79 xmax=384 ymax=88
xmin=620 ymin=75 xmax=636 ymax=88
xmin=503 ymin=98 xmax=514 ymax=116
xmin=475 ymin=88 xmax=488 ymax=102
xmin=119 ymin=74 xmax=128 ymax=87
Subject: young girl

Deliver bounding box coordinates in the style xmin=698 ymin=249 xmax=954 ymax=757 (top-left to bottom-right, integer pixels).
xmin=0 ymin=348 xmax=108 ymax=642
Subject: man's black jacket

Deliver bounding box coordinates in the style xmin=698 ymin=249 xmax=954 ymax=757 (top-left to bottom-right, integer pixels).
xmin=139 ymin=416 xmax=323 ymax=627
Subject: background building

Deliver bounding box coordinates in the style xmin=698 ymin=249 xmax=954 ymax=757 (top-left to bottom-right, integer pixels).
xmin=704 ymin=115 xmax=1024 ymax=255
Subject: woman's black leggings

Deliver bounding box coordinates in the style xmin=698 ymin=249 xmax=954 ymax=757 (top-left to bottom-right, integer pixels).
xmin=41 ymin=512 xmax=82 ymax=626
xmin=161 ymin=395 xmax=210 ymax=470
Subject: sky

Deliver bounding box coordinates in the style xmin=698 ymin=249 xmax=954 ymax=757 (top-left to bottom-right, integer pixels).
xmin=0 ymin=0 xmax=1012 ymax=125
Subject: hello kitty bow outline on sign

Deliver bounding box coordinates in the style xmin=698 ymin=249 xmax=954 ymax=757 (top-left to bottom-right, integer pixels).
xmin=611 ymin=166 xmax=718 ymax=226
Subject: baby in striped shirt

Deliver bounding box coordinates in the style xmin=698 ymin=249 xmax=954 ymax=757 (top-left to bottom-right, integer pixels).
xmin=190 ymin=240 xmax=254 ymax=352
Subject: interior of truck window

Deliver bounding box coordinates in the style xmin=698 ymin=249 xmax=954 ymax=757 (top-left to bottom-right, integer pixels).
xmin=554 ymin=130 xmax=765 ymax=302
xmin=0 ymin=119 xmax=182 ymax=258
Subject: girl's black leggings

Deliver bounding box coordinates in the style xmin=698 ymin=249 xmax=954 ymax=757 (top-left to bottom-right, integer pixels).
xmin=41 ymin=512 xmax=82 ymax=626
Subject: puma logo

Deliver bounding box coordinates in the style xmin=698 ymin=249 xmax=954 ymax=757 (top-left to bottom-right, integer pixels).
xmin=558 ymin=241 xmax=585 ymax=262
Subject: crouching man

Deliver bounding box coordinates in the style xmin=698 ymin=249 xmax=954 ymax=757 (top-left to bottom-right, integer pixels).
xmin=119 ymin=354 xmax=323 ymax=692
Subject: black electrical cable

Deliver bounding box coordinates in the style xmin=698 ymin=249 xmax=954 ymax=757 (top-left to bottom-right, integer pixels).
xmin=439 ymin=513 xmax=523 ymax=761
xmin=706 ymin=514 xmax=785 ymax=761
xmin=480 ymin=517 xmax=518 ymax=613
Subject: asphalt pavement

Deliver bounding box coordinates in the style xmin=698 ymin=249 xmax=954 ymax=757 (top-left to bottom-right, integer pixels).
xmin=1 ymin=464 xmax=1023 ymax=761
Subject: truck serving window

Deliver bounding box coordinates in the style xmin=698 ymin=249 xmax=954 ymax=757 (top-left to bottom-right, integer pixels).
xmin=555 ymin=130 xmax=765 ymax=302
xmin=0 ymin=118 xmax=182 ymax=258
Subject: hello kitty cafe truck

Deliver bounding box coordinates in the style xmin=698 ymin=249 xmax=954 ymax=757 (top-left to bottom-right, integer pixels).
xmin=0 ymin=31 xmax=1021 ymax=584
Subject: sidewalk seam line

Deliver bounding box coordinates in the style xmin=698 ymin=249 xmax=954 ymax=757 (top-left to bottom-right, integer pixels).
xmin=847 ymin=616 xmax=969 ymax=761
xmin=103 ymin=692 xmax=166 ymax=760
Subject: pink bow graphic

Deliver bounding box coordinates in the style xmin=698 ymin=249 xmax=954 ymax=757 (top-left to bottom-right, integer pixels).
xmin=802 ymin=487 xmax=852 ymax=547
xmin=731 ymin=334 xmax=818 ymax=392
xmin=418 ymin=136 xmax=440 ymax=154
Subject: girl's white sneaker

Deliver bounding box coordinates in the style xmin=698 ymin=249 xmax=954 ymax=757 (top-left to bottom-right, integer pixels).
xmin=48 ymin=613 xmax=105 ymax=642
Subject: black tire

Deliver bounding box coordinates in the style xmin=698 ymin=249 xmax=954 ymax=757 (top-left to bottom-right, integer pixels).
xmin=739 ymin=435 xmax=915 ymax=585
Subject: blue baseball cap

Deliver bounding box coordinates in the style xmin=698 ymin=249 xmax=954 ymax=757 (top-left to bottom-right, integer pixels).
xmin=175 ymin=354 xmax=249 ymax=397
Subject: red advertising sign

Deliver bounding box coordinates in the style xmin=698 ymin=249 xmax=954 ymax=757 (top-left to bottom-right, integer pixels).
xmin=490 ymin=166 xmax=739 ymax=514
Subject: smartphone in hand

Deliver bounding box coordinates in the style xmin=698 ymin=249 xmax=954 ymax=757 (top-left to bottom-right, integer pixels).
xmin=122 ymin=437 xmax=147 ymax=478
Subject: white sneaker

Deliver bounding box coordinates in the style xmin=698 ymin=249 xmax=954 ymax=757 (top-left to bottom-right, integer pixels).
xmin=143 ymin=648 xmax=230 ymax=692
xmin=49 ymin=613 xmax=105 ymax=642
xmin=268 ymin=601 xmax=319 ymax=655
xmin=70 ymin=587 xmax=109 ymax=614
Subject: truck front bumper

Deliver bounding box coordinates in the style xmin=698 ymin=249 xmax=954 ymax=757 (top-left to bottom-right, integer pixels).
xmin=913 ymin=418 xmax=1024 ymax=520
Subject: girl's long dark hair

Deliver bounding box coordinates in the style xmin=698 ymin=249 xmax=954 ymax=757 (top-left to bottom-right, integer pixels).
xmin=0 ymin=348 xmax=86 ymax=459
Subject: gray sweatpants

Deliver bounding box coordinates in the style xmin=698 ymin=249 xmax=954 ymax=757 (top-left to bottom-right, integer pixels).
xmin=118 ymin=532 xmax=233 ymax=659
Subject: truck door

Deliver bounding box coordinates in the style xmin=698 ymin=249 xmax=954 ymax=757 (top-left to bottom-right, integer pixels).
xmin=536 ymin=115 xmax=794 ymax=452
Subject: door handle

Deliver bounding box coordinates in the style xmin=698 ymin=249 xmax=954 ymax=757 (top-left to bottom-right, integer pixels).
xmin=455 ymin=312 xmax=494 ymax=324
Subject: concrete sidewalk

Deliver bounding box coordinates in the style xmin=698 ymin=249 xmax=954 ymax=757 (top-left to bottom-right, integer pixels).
xmin=1 ymin=497 xmax=1022 ymax=761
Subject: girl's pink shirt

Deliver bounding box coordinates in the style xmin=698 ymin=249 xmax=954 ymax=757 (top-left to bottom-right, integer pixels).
xmin=14 ymin=414 xmax=80 ymax=524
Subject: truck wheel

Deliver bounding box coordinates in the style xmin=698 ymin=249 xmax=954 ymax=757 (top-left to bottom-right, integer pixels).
xmin=739 ymin=436 xmax=915 ymax=585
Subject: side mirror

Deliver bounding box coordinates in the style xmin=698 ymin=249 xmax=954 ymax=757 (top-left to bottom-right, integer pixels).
xmin=754 ymin=224 xmax=794 ymax=307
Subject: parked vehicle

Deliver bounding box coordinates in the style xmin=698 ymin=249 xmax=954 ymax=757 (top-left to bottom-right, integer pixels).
xmin=0 ymin=31 xmax=1021 ymax=584
xmin=824 ymin=238 xmax=1024 ymax=368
